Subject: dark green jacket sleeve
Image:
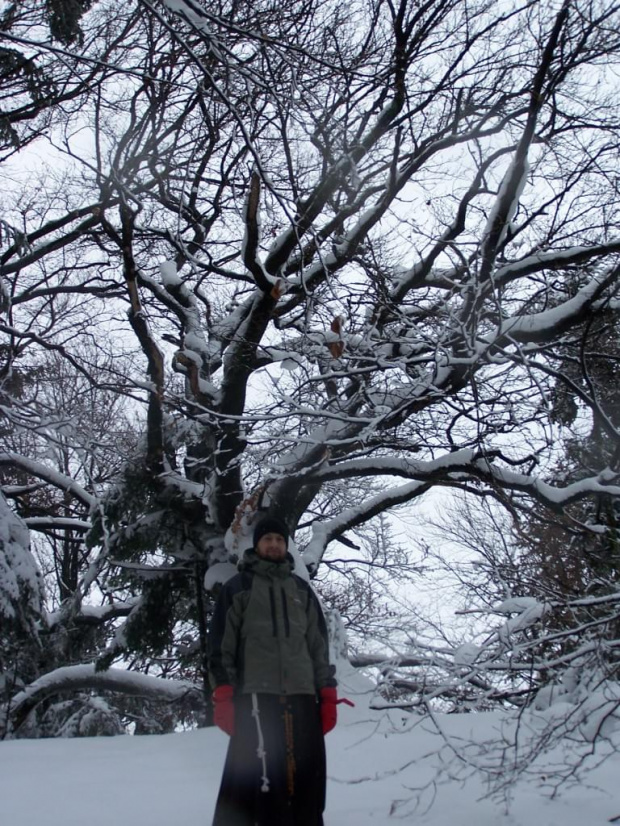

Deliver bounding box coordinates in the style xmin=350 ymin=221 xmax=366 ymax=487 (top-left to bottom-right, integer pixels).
xmin=207 ymin=575 xmax=244 ymax=689
xmin=299 ymin=579 xmax=337 ymax=690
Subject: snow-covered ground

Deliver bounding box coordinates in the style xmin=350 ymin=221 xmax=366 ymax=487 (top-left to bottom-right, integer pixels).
xmin=2 ymin=669 xmax=619 ymax=826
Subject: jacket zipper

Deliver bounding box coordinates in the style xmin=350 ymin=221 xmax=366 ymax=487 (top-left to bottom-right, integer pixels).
xmin=281 ymin=588 xmax=290 ymax=637
xmin=269 ymin=586 xmax=277 ymax=636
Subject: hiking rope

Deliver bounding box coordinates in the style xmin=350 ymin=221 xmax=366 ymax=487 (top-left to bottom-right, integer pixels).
xmin=251 ymin=693 xmax=270 ymax=793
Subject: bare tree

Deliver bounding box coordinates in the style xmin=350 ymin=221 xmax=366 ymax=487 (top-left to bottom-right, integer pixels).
xmin=2 ymin=0 xmax=620 ymax=735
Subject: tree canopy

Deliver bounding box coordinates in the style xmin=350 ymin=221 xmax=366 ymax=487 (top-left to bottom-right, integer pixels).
xmin=2 ymin=0 xmax=620 ymax=738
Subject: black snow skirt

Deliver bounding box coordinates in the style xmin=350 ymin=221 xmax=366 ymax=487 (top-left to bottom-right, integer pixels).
xmin=212 ymin=693 xmax=326 ymax=826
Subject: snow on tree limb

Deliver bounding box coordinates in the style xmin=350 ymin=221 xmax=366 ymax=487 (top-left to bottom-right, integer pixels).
xmin=303 ymin=480 xmax=430 ymax=569
xmin=0 ymin=453 xmax=98 ymax=509
xmin=7 ymin=664 xmax=202 ymax=732
xmin=46 ymin=598 xmax=142 ymax=629
xmin=499 ymin=265 xmax=620 ymax=343
xmin=494 ymin=242 xmax=620 ymax=286
xmin=306 ymin=450 xmax=620 ymax=516
xmin=24 ymin=516 xmax=92 ymax=532
xmin=0 ymin=492 xmax=44 ymax=632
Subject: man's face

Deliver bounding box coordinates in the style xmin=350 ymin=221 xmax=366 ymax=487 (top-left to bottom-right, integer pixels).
xmin=256 ymin=532 xmax=287 ymax=561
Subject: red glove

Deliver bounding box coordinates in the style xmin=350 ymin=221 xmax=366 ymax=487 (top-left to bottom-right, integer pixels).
xmin=319 ymin=687 xmax=354 ymax=734
xmin=212 ymin=685 xmax=235 ymax=736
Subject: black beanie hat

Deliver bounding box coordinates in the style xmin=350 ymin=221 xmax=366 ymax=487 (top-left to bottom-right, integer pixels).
xmin=253 ymin=516 xmax=290 ymax=548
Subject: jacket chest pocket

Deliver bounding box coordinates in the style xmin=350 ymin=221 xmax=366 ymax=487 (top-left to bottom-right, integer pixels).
xmin=240 ymin=584 xmax=273 ymax=637
xmin=283 ymin=587 xmax=309 ymax=640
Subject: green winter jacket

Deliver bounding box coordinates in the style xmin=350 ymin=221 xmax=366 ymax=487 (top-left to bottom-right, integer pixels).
xmin=208 ymin=550 xmax=336 ymax=695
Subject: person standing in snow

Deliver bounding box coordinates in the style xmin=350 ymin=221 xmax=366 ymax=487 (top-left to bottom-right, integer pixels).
xmin=207 ymin=515 xmax=346 ymax=826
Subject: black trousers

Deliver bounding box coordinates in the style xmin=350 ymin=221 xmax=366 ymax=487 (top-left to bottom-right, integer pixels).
xmin=212 ymin=693 xmax=326 ymax=826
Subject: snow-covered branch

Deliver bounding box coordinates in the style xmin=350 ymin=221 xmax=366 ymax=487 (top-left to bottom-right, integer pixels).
xmin=308 ymin=450 xmax=620 ymax=512
xmin=25 ymin=516 xmax=92 ymax=532
xmin=6 ymin=664 xmax=203 ymax=732
xmin=0 ymin=453 xmax=98 ymax=509
xmin=46 ymin=599 xmax=142 ymax=629
xmin=303 ymin=480 xmax=430 ymax=570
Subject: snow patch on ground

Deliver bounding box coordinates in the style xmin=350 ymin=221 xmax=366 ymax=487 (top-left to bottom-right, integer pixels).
xmin=2 ymin=693 xmax=620 ymax=826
